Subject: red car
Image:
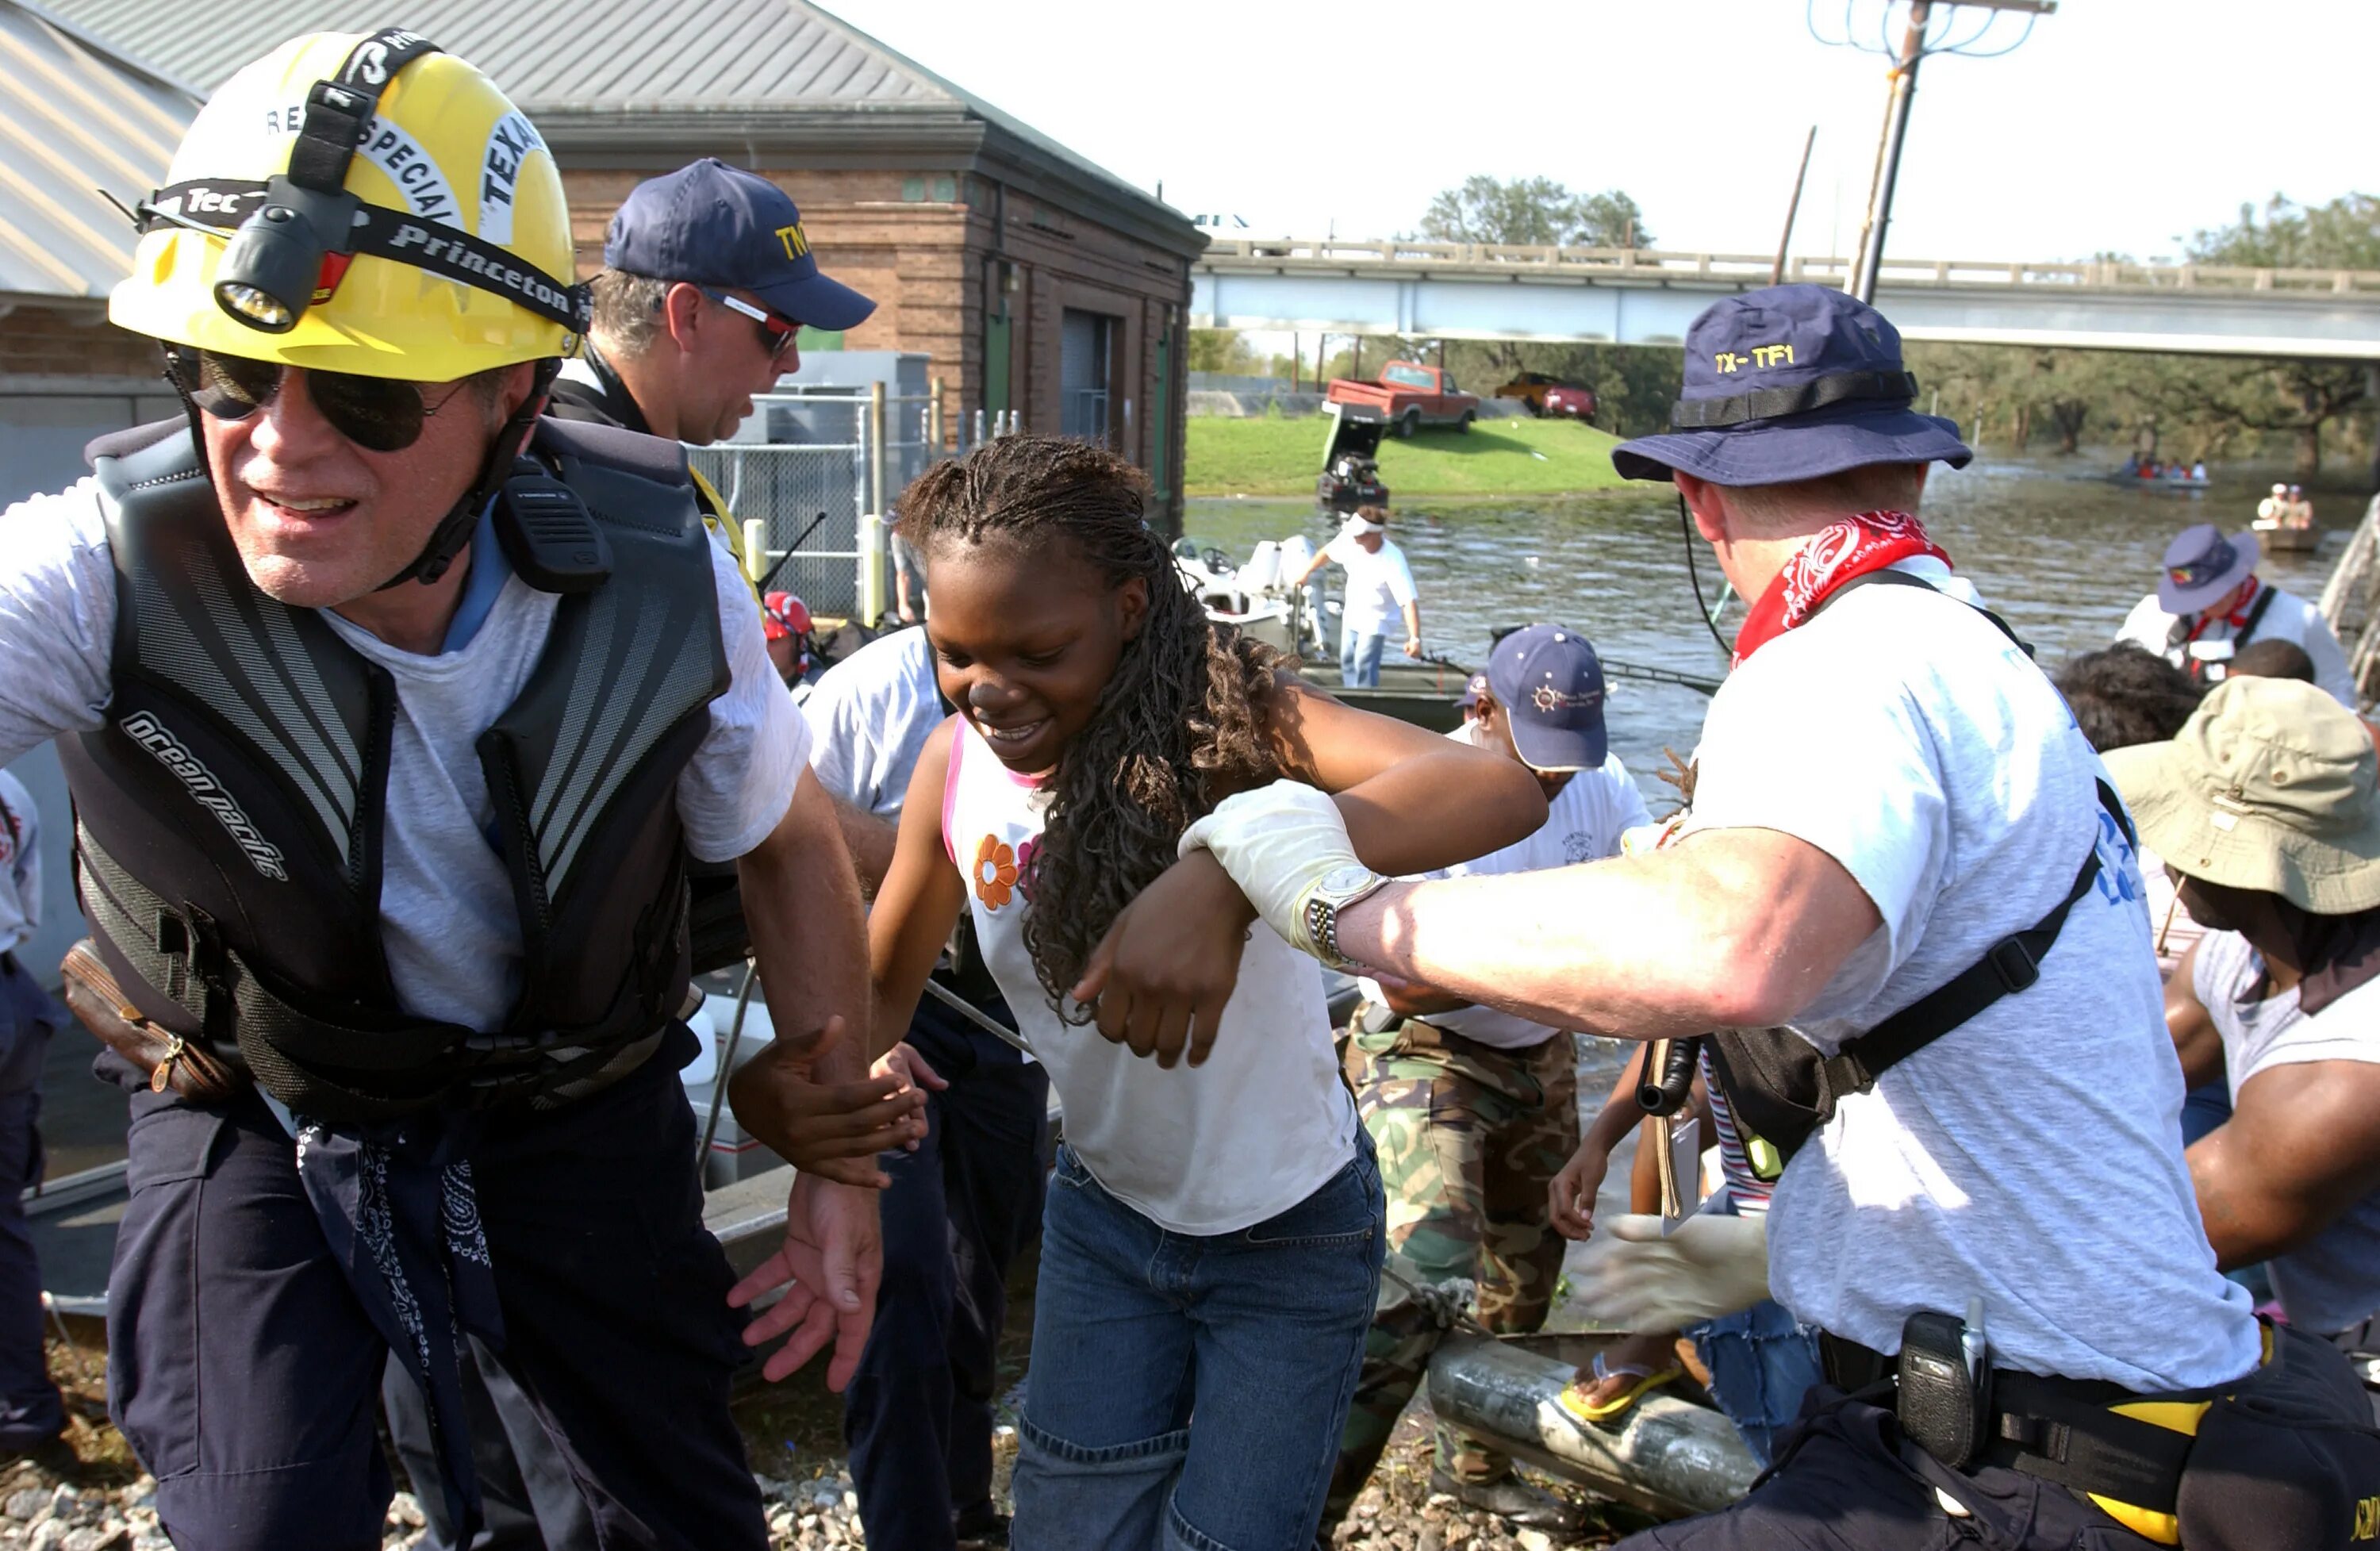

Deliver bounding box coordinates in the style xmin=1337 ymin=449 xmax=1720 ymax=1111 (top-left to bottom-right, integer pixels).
xmin=1496 ymin=372 xmax=1598 ymax=421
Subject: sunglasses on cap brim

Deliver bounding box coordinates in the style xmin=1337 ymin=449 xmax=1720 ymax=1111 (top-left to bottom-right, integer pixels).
xmin=699 ymin=288 xmax=800 ymax=362
xmin=163 ymin=345 xmax=474 ymax=453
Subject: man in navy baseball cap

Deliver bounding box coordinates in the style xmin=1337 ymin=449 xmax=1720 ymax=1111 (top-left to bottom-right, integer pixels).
xmin=607 ymin=158 xmax=877 ymax=336
xmin=553 ymin=159 xmax=877 ymax=448
xmin=1483 ymin=625 xmax=1607 ymax=793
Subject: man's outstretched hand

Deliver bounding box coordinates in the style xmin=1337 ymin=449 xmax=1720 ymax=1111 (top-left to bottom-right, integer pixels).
xmin=728 ymin=1014 xmax=925 ymax=1188
xmin=728 ymin=1173 xmax=882 ymax=1388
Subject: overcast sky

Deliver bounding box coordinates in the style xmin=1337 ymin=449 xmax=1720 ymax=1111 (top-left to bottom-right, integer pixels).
xmin=822 ymin=0 xmax=2374 ymax=265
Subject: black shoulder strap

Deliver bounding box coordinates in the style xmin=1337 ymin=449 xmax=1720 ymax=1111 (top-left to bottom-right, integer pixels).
xmin=1818 ymin=778 xmax=2129 ymax=1102
xmin=1810 ymin=566 xmax=2035 ymax=658
xmin=2235 ymin=581 xmax=2280 ymax=647
xmin=1794 ymin=566 xmax=2125 ymax=1108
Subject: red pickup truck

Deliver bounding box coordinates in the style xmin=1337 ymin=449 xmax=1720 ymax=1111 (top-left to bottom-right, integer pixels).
xmin=1326 ymin=361 xmax=1480 ymax=437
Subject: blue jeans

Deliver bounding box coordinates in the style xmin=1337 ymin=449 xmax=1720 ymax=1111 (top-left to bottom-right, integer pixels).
xmin=1687 ymin=1299 xmax=1824 ymax=1467
xmin=1013 ymin=1140 xmax=1384 ymax=1551
xmin=1338 ymin=625 xmax=1385 ymax=689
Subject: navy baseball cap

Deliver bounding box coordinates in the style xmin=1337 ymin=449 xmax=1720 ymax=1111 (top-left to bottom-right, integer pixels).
xmin=604 ymin=159 xmax=876 ymax=332
xmin=1613 ymin=285 xmax=1971 ymax=485
xmin=1486 ymin=625 xmax=1607 ymax=772
xmin=2159 ymin=523 xmax=2261 ymax=613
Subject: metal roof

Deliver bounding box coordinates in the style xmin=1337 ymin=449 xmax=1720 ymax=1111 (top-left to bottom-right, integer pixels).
xmin=36 ymin=0 xmax=1184 ymax=242
xmin=0 ymin=1 xmax=195 ymax=301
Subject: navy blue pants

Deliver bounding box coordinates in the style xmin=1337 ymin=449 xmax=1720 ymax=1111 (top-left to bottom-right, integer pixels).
xmin=0 ymin=955 xmax=62 ymax=1451
xmin=1615 ymin=1388 xmax=2161 ymax=1549
xmin=843 ymin=1001 xmax=1049 ymax=1549
xmin=104 ymin=1029 xmax=766 ymax=1551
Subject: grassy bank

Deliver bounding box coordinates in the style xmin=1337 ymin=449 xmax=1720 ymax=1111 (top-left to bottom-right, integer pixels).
xmin=1185 ymin=413 xmax=1630 ymax=498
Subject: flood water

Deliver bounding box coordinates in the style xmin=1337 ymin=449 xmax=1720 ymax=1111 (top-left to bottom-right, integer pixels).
xmin=1185 ymin=456 xmax=2351 ymax=804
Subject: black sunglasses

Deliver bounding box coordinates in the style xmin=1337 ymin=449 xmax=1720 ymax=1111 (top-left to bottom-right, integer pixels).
xmin=163 ymin=347 xmax=474 ymax=453
xmin=699 ymin=288 xmax=801 ymax=364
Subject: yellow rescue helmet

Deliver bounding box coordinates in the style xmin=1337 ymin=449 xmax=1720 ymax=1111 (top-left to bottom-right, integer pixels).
xmin=109 ymin=29 xmax=585 ymax=382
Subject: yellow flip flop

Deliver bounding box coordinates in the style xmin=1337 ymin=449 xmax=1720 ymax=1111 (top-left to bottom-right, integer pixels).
xmin=1557 ymin=1350 xmax=1683 ymax=1426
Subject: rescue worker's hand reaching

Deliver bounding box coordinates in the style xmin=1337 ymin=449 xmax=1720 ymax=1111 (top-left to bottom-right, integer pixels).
xmin=728 ymin=1014 xmax=927 ymax=1188
xmin=1566 ymin=1213 xmax=1771 ymax=1332
xmin=728 ymin=1173 xmax=881 ymax=1389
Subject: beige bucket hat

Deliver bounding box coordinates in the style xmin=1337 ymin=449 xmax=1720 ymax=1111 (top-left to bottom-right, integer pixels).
xmin=2104 ymin=674 xmax=2380 ymax=913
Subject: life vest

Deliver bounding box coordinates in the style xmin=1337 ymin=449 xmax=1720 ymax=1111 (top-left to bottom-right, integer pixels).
xmin=56 ymin=416 xmax=730 ymax=1124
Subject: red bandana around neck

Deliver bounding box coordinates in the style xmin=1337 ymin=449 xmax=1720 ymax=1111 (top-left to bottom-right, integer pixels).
xmin=2184 ymin=573 xmax=2261 ymax=643
xmin=1730 ymin=509 xmax=1951 ymax=668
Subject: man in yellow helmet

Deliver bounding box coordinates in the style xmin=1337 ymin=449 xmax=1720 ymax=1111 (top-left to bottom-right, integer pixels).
xmin=0 ymin=31 xmax=916 ymax=1549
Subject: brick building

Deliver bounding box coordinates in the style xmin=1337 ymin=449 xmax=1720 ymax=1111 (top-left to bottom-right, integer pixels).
xmin=44 ymin=0 xmax=1209 ymax=521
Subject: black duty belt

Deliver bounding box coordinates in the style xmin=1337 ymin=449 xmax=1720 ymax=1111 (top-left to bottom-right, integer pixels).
xmin=1819 ymin=1330 xmax=2195 ymax=1518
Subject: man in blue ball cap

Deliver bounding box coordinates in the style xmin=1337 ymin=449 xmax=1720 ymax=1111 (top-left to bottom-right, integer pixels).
xmin=1138 ymin=287 xmax=2363 ymax=1550
xmin=557 ymin=158 xmax=875 ymax=448
xmin=2114 ymin=521 xmax=2355 ymax=704
xmin=1326 ymin=624 xmax=1650 ymax=1535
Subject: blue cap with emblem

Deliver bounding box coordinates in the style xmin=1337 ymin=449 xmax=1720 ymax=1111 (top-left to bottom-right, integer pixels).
xmin=604 ymin=158 xmax=876 ymax=332
xmin=1486 ymin=624 xmax=1607 ymax=772
xmin=1612 ymin=284 xmax=1970 ymax=485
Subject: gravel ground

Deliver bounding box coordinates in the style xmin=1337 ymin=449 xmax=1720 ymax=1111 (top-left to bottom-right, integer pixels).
xmin=1325 ymin=1402 xmax=1653 ymax=1551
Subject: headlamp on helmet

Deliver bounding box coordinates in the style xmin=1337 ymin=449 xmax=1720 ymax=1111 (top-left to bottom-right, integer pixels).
xmin=212 ymin=175 xmax=363 ymax=332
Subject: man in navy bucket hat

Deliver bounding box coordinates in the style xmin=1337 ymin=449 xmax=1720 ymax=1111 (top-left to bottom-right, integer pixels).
xmin=1139 ymin=285 xmax=2370 ymax=1549
xmin=2115 ymin=520 xmax=2355 ymax=704
xmin=1611 ymin=283 xmax=1970 ymax=486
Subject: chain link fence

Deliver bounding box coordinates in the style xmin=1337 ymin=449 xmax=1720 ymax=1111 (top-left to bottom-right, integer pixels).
xmin=685 ymin=390 xmax=940 ymax=621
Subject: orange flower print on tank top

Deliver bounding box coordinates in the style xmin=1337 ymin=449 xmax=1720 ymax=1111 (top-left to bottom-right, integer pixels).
xmin=972 ymin=835 xmax=1019 ymax=910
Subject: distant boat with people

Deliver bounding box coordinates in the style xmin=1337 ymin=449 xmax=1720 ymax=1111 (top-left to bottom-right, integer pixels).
xmin=2253 ymin=481 xmax=2322 ymax=551
xmin=2113 ymin=454 xmax=2210 ymax=490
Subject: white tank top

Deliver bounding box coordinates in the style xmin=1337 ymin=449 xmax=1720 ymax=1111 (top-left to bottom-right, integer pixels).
xmin=940 ymin=718 xmax=1356 ymax=1234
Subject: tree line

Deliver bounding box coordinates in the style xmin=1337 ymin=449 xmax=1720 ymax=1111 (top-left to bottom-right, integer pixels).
xmin=1189 ymin=180 xmax=2380 ymax=483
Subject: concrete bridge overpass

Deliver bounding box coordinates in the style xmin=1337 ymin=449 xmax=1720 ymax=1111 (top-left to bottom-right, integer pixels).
xmin=1190 ymin=240 xmax=2380 ymax=359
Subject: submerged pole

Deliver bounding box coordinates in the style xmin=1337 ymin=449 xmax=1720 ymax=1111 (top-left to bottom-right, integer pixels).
xmin=1423 ymin=1335 xmax=1759 ymax=1519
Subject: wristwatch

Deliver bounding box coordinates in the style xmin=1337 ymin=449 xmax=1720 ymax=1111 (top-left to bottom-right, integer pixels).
xmin=1302 ymin=864 xmax=1387 ymax=967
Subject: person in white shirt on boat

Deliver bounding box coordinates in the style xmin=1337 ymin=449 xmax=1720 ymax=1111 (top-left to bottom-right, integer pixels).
xmin=2114 ymin=522 xmax=2355 ymax=705
xmin=1288 ymin=507 xmax=1422 ymax=689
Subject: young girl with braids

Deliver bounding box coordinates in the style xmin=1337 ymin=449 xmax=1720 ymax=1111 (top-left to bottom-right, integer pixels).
xmin=788 ymin=437 xmax=1541 ymax=1549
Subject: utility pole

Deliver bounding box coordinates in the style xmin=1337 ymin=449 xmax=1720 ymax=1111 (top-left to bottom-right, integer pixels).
xmin=1847 ymin=0 xmax=2055 ymax=303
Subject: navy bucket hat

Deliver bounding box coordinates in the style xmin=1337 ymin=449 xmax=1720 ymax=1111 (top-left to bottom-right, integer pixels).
xmin=1613 ymin=285 xmax=1971 ymax=485
xmin=605 ymin=159 xmax=877 ymax=332
xmin=2158 ymin=523 xmax=2261 ymax=613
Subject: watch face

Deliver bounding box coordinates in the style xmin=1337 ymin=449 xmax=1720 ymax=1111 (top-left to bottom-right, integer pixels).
xmin=1319 ymin=865 xmax=1374 ymax=896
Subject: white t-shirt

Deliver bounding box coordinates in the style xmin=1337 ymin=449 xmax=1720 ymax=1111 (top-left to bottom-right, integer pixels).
xmin=802 ymin=626 xmax=940 ymax=820
xmin=0 ymin=772 xmax=40 ymax=959
xmin=0 ymin=476 xmax=805 ymax=1032
xmin=942 ymin=717 xmax=1354 ymax=1234
xmin=1359 ymin=724 xmax=1651 ymax=1050
xmin=1325 ymin=535 xmax=1418 ymax=639
xmin=2195 ymin=929 xmax=2380 ymax=1335
xmin=1687 ymin=558 xmax=2260 ymax=1391
xmin=2115 ymin=583 xmax=2356 ymax=707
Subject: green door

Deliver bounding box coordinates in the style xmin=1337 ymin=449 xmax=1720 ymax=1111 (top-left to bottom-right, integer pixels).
xmin=1151 ymin=321 xmax=1171 ymax=499
xmin=983 ymin=310 xmax=1012 ymax=420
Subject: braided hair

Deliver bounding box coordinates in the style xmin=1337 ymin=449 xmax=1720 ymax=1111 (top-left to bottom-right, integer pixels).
xmin=896 ymin=436 xmax=1285 ymax=1015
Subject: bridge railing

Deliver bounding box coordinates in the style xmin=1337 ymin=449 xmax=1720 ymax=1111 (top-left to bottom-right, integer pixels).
xmin=1197 ymin=239 xmax=2380 ymax=295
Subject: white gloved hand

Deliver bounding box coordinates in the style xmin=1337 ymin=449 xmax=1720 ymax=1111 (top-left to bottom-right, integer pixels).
xmin=1568 ymin=1213 xmax=1772 ymax=1332
xmin=1177 ymin=779 xmax=1364 ymax=962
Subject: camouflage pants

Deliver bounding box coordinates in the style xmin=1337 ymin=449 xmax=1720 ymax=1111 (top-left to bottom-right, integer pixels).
xmin=1326 ymin=1016 xmax=1580 ymax=1515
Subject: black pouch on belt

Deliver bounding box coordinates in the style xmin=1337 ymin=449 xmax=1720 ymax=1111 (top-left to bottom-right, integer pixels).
xmin=2177 ymin=1323 xmax=2380 ymax=1550
xmin=1898 ymin=1309 xmax=1990 ymax=1470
